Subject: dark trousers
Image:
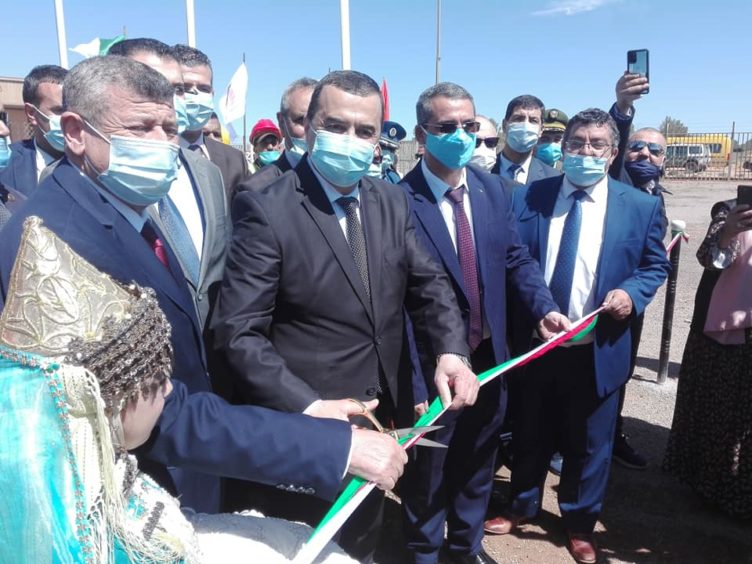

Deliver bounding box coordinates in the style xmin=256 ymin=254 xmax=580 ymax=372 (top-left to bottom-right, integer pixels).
xmin=615 ymin=313 xmax=645 ymax=437
xmin=508 ymin=344 xmax=619 ymax=534
xmin=401 ymin=340 xmax=506 ymax=563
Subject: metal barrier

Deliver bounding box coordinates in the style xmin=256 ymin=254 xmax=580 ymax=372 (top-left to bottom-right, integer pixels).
xmin=663 ymin=131 xmax=752 ymax=181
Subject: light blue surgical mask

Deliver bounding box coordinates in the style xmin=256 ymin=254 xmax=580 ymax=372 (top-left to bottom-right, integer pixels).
xmin=309 ymin=129 xmax=375 ymax=188
xmin=505 ymin=122 xmax=540 ymax=153
xmin=44 ymin=113 xmax=65 ymax=152
xmin=288 ymin=136 xmax=308 ymax=157
xmin=423 ymin=127 xmax=476 ymax=170
xmin=184 ymin=90 xmax=214 ymax=131
xmin=562 ymin=154 xmax=608 ymax=187
xmin=0 ymin=137 xmax=11 ymax=169
xmin=257 ymin=150 xmax=280 ymax=166
xmin=174 ymin=95 xmax=190 ymax=135
xmin=367 ymin=160 xmax=382 ymax=178
xmin=381 ymin=150 xmax=396 ymax=169
xmin=86 ymin=121 xmax=180 ymax=207
xmin=536 ymin=142 xmax=562 ymax=166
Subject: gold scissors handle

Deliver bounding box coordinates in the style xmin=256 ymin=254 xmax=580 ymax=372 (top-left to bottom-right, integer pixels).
xmin=346 ymin=398 xmax=385 ymax=433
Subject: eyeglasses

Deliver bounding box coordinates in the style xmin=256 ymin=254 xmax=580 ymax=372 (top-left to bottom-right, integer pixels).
xmin=628 ymin=140 xmax=665 ymax=156
xmin=475 ymin=137 xmax=499 ymax=149
xmin=422 ymin=121 xmax=480 ymax=135
xmin=564 ymin=139 xmax=612 ymax=155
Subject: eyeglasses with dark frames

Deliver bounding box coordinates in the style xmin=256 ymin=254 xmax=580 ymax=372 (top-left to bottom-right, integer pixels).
xmin=422 ymin=120 xmax=480 ymax=135
xmin=475 ymin=137 xmax=499 ymax=149
xmin=627 ymin=140 xmax=665 ymax=156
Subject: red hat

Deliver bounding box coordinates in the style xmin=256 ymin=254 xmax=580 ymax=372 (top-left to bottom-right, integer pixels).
xmin=250 ymin=119 xmax=282 ymax=144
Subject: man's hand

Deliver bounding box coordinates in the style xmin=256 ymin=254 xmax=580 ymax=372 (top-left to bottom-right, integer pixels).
xmin=602 ymin=289 xmax=633 ymax=320
xmin=304 ymin=398 xmax=379 ymax=422
xmin=434 ymin=354 xmax=479 ymax=411
xmin=720 ymin=204 xmax=752 ymax=248
xmin=348 ymin=428 xmax=408 ymax=490
xmin=616 ymin=71 xmax=649 ymax=115
xmin=414 ymin=400 xmax=429 ymax=417
xmin=536 ymin=311 xmax=571 ymax=340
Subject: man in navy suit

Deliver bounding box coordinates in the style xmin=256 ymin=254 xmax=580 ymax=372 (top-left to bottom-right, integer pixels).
xmin=0 ymin=55 xmax=407 ymax=516
xmin=0 ymin=65 xmax=67 ymax=196
xmin=491 ymin=95 xmax=560 ymax=185
xmin=483 ymin=109 xmax=669 ymax=563
xmin=399 ymin=82 xmax=569 ymax=564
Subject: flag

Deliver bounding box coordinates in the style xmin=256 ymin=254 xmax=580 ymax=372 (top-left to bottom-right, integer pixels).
xmin=69 ymin=35 xmax=125 ymax=59
xmin=381 ymin=78 xmax=390 ymax=122
xmin=219 ymin=62 xmax=248 ymax=124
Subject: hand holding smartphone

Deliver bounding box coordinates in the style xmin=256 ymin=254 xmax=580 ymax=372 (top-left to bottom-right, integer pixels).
xmin=737 ymin=185 xmax=752 ymax=207
xmin=627 ymin=49 xmax=649 ymax=94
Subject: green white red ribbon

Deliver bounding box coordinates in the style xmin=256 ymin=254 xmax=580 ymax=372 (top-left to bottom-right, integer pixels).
xmin=292 ymin=308 xmax=603 ymax=564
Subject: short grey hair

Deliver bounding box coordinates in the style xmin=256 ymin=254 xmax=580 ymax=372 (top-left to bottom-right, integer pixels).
xmin=63 ymin=55 xmax=174 ymax=128
xmin=416 ymin=82 xmax=475 ymax=126
xmin=280 ymin=77 xmax=318 ymax=115
xmin=629 ymin=127 xmax=666 ymax=144
xmin=563 ymin=108 xmax=620 ymax=147
xmin=476 ymin=114 xmax=498 ymax=131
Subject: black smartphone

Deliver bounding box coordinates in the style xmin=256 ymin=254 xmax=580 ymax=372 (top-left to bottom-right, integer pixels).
xmin=737 ymin=185 xmax=752 ymax=207
xmin=627 ymin=49 xmax=649 ymax=94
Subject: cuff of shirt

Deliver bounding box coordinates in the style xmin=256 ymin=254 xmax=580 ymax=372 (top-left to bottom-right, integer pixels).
xmin=302 ymin=399 xmax=322 ymax=416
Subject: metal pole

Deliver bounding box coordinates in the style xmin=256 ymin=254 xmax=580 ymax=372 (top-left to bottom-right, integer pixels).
xmin=435 ymin=0 xmax=441 ymax=84
xmin=728 ymin=121 xmax=735 ymax=180
xmin=186 ymin=0 xmax=196 ymax=47
xmin=657 ymin=219 xmax=685 ymax=384
xmin=54 ymin=0 xmax=69 ymax=68
xmin=242 ymin=52 xmax=247 ymax=156
xmin=340 ymin=0 xmax=351 ymax=70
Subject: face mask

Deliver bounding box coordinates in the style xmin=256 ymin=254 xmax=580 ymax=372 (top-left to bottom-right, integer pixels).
xmin=505 ymin=122 xmax=540 ymax=153
xmin=536 ymin=142 xmax=562 ymax=166
xmin=174 ymin=95 xmax=190 ymax=135
xmin=625 ymin=158 xmax=661 ymax=186
xmin=0 ymin=137 xmax=11 ymax=169
xmin=257 ymin=150 xmax=280 ymax=166
xmin=381 ymin=150 xmax=396 ymax=170
xmin=366 ymin=160 xmax=382 ymax=178
xmin=469 ymin=145 xmax=497 ymax=171
xmin=87 ymin=122 xmax=180 ymax=206
xmin=309 ymin=129 xmax=375 ymax=188
xmin=562 ymin=154 xmax=608 ymax=187
xmin=424 ymin=127 xmax=476 ymax=170
xmin=43 ymin=113 xmax=66 ymax=152
xmin=288 ymin=136 xmax=308 ymax=157
xmin=184 ymin=91 xmax=214 ymax=131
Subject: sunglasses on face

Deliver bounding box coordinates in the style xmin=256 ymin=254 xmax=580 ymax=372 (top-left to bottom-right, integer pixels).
xmin=475 ymin=136 xmax=499 ymax=149
xmin=628 ymin=140 xmax=665 ymax=156
xmin=422 ymin=120 xmax=480 ymax=135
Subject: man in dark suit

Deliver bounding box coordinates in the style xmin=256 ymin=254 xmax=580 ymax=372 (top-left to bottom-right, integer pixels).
xmin=399 ymin=82 xmax=568 ymax=564
xmin=231 ymin=77 xmax=317 ymax=202
xmin=491 ymin=94 xmax=560 ymax=185
xmin=213 ymin=70 xmax=479 ymax=562
xmin=0 ymin=65 xmax=67 ymax=196
xmin=483 ymin=109 xmax=669 ymax=563
xmin=0 ymin=55 xmax=407 ymax=517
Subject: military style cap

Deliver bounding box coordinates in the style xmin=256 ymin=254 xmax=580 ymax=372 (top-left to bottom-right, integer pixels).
xmin=543 ymin=108 xmax=568 ymax=132
xmin=380 ymin=120 xmax=407 ymax=149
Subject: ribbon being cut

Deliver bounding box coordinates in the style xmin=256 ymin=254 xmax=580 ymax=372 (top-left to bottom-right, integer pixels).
xmin=293 ymin=308 xmax=603 ymax=564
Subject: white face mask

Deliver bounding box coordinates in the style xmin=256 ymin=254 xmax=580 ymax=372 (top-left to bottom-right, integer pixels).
xmin=469 ymin=145 xmax=497 ymax=171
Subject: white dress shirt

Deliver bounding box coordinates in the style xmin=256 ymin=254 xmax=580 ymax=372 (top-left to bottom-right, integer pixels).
xmin=161 ymin=159 xmax=204 ymax=257
xmin=544 ymin=175 xmax=608 ymax=342
xmin=179 ymin=135 xmax=210 ymax=159
xmin=499 ymin=152 xmax=533 ymax=184
xmin=421 ymin=158 xmax=473 ymax=251
xmin=34 ymin=139 xmax=57 ymax=181
xmin=310 ymin=163 xmax=361 ymax=242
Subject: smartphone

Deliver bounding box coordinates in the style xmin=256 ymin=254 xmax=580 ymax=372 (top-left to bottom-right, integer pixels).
xmin=627 ymin=49 xmax=649 ymax=94
xmin=737 ymin=185 xmax=752 ymax=207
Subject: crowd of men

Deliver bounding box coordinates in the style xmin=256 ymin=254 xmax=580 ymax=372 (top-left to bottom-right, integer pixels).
xmin=0 ymin=39 xmax=672 ymax=564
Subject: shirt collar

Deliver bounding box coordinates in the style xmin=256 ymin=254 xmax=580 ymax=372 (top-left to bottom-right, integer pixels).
xmin=34 ymin=138 xmax=57 ymax=167
xmin=309 ymin=160 xmax=361 ymax=208
xmin=561 ymin=172 xmax=609 ymax=203
xmin=421 ymin=158 xmax=468 ymax=203
xmin=284 ymin=149 xmax=302 ymax=168
xmin=77 ymin=167 xmax=148 ymax=232
xmin=499 ymin=152 xmax=532 ymax=175
xmin=179 ymin=134 xmax=205 ymax=150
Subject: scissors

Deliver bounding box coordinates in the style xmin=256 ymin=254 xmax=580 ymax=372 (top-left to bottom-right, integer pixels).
xmin=347 ymin=398 xmax=446 ymax=448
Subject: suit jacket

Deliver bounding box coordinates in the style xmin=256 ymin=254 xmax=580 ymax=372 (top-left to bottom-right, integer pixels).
xmin=492 ymin=154 xmax=560 ymax=185
xmin=0 ymin=159 xmax=353 ymax=513
xmin=213 ymin=156 xmax=467 ymax=419
xmin=509 ymin=175 xmax=670 ymax=397
xmin=400 ymin=164 xmax=557 ymax=388
xmin=0 ymin=139 xmax=38 ymax=196
xmin=230 ymin=151 xmax=294 ymax=210
xmin=203 ymin=136 xmax=249 ymax=201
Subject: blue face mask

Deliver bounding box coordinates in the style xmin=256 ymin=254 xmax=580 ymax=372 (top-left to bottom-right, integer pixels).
xmin=310 ymin=130 xmax=375 ymax=188
xmin=536 ymin=142 xmax=562 ymax=166
xmin=288 ymin=136 xmax=308 ymax=157
xmin=257 ymin=150 xmax=281 ymax=166
xmin=184 ymin=91 xmax=214 ymax=131
xmin=424 ymin=127 xmax=476 ymax=170
xmin=625 ymin=158 xmax=661 ymax=186
xmin=562 ymin=154 xmax=609 ymax=187
xmin=87 ymin=122 xmax=180 ymax=207
xmin=43 ymin=113 xmax=66 ymax=152
xmin=505 ymin=122 xmax=540 ymax=153
xmin=174 ymin=95 xmax=190 ymax=135
xmin=0 ymin=137 xmax=11 ymax=169
xmin=381 ymin=150 xmax=396 ymax=170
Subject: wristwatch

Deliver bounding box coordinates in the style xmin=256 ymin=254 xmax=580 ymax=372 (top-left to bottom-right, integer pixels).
xmin=436 ymin=352 xmax=472 ymax=369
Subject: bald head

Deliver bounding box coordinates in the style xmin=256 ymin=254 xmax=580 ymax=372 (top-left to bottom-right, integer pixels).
xmin=626 ymin=127 xmax=667 ymax=165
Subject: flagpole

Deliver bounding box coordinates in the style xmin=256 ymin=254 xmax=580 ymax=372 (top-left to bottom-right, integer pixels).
xmin=54 ymin=0 xmax=69 ymax=68
xmin=339 ymin=0 xmax=351 ymax=70
xmin=186 ymin=0 xmax=196 ymax=47
xmin=242 ymin=53 xmax=247 ymax=156
xmin=435 ymin=0 xmax=441 ymax=84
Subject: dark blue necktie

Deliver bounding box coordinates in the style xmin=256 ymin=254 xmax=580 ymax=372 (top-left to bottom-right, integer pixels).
xmin=507 ymin=163 xmax=522 ymax=181
xmin=158 ymin=197 xmax=200 ymax=285
xmin=548 ymin=190 xmax=588 ymax=315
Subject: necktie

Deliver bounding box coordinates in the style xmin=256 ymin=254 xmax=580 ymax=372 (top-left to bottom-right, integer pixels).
xmin=548 ymin=190 xmax=588 ymax=315
xmin=507 ymin=163 xmax=522 ymax=181
xmin=141 ymin=221 xmax=169 ymax=269
xmin=189 ymin=144 xmax=206 ymax=158
xmin=446 ymin=186 xmax=482 ymax=350
xmin=336 ymin=196 xmax=370 ymax=299
xmin=158 ymin=197 xmax=201 ymax=285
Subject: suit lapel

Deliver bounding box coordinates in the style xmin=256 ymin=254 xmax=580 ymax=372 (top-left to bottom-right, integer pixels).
xmin=595 ymin=179 xmax=627 ymax=298
xmin=361 ymin=179 xmax=382 ymax=325
xmin=180 ymin=150 xmax=213 ymax=286
xmin=466 ymin=170 xmax=488 ymax=294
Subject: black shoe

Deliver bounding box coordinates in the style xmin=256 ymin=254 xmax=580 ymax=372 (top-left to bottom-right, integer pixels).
xmin=447 ymin=548 xmax=498 ymax=564
xmin=612 ymin=433 xmax=647 ymax=470
xmin=549 ymin=452 xmax=563 ymax=475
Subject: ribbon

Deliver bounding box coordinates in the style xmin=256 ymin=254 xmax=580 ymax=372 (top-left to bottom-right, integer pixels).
xmin=665 ymin=231 xmax=689 ymax=255
xmin=292 ymin=308 xmax=602 ymax=564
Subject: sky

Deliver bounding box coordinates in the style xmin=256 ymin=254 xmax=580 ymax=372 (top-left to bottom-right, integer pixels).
xmin=1 ymin=0 xmax=750 ymax=142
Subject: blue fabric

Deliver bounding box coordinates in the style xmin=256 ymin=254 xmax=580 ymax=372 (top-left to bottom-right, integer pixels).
xmin=0 ymin=139 xmax=38 ymax=196
xmin=159 ymin=197 xmax=200 ymax=285
xmin=548 ymin=190 xmax=587 ymax=314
